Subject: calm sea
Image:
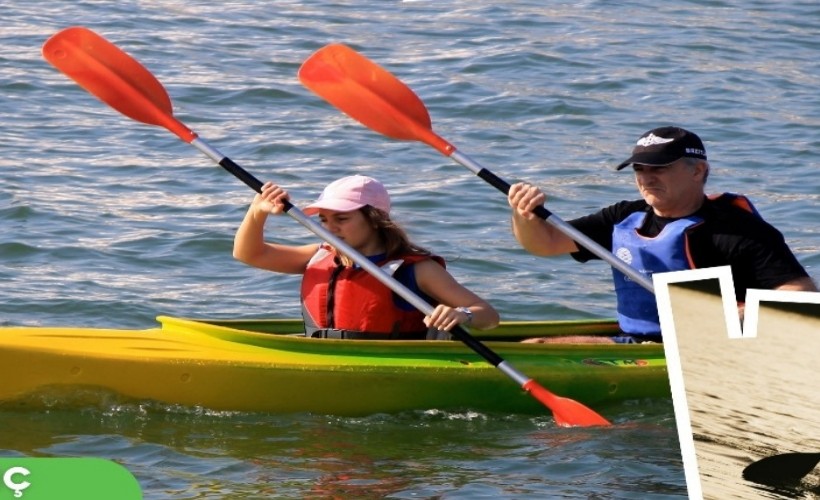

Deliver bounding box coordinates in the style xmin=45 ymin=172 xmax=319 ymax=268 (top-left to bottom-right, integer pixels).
xmin=2 ymin=0 xmax=818 ymax=498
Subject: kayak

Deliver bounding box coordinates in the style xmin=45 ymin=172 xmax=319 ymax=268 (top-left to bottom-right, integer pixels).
xmin=0 ymin=316 xmax=669 ymax=416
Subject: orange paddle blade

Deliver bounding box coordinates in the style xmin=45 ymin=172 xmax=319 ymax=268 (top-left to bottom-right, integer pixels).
xmin=299 ymin=44 xmax=454 ymax=155
xmin=42 ymin=26 xmax=196 ymax=143
xmin=523 ymin=380 xmax=611 ymax=427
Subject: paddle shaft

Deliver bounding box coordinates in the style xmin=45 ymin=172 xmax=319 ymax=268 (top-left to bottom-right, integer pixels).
xmin=194 ymin=142 xmax=600 ymax=425
xmin=451 ymin=150 xmax=655 ymax=293
xmin=193 ymin=146 xmax=610 ymax=427
xmin=191 ymin=138 xmax=512 ymax=370
xmin=297 ymin=44 xmax=651 ymax=294
xmin=44 ymin=28 xmax=610 ymax=425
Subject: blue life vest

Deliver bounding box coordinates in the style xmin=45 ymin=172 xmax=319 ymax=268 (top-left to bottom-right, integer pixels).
xmin=612 ymin=212 xmax=702 ymax=334
xmin=611 ymin=193 xmax=760 ymax=335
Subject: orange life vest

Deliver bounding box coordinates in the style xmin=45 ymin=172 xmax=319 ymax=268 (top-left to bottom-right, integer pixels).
xmin=300 ymin=245 xmax=444 ymax=337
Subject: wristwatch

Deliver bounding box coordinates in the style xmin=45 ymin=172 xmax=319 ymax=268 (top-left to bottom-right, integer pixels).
xmin=455 ymin=307 xmax=473 ymax=326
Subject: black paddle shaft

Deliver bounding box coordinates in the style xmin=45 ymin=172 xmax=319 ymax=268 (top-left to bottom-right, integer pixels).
xmin=217 ymin=156 xmax=295 ymax=212
xmin=460 ymin=151 xmax=654 ymax=293
xmin=219 ymin=157 xmax=263 ymax=192
xmin=477 ymin=169 xmax=553 ymax=219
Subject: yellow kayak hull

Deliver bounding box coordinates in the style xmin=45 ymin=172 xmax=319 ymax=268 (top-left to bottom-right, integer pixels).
xmin=0 ymin=316 xmax=669 ymax=416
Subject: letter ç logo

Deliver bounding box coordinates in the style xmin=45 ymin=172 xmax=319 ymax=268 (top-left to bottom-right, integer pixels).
xmin=0 ymin=458 xmax=142 ymax=499
xmin=3 ymin=467 xmax=31 ymax=498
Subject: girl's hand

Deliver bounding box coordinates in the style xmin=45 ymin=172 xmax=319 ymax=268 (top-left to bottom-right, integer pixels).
xmin=254 ymin=182 xmax=290 ymax=215
xmin=424 ymin=304 xmax=472 ymax=332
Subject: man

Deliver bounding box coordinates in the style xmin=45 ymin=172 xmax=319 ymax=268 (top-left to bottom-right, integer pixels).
xmin=508 ymin=126 xmax=816 ymax=343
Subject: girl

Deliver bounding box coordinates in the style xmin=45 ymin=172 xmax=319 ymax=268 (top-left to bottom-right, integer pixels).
xmin=234 ymin=175 xmax=499 ymax=339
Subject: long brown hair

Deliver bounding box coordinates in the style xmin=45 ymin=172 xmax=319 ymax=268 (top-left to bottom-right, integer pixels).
xmin=336 ymin=205 xmax=431 ymax=266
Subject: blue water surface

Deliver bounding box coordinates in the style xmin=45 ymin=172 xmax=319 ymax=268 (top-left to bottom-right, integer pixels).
xmin=2 ymin=1 xmax=818 ymax=498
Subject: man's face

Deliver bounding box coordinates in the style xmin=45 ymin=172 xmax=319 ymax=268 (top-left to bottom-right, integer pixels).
xmin=633 ymin=159 xmax=705 ymax=215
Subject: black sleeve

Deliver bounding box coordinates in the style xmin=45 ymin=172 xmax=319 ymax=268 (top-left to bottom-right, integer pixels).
xmin=569 ymin=200 xmax=648 ymax=262
xmin=689 ymin=210 xmax=810 ymax=298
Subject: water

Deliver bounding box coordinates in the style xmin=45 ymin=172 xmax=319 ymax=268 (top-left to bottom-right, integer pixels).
xmin=0 ymin=404 xmax=681 ymax=499
xmin=1 ymin=0 xmax=818 ymax=498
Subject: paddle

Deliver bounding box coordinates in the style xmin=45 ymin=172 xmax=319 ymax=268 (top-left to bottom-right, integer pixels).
xmin=743 ymin=451 xmax=820 ymax=485
xmin=42 ymin=26 xmax=610 ymax=427
xmin=298 ymin=44 xmax=655 ymax=294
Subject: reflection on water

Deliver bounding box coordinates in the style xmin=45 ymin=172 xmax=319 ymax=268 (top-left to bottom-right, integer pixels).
xmin=0 ymin=404 xmax=684 ymax=498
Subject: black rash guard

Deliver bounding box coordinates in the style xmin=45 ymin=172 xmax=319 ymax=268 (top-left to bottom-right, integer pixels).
xmin=567 ymin=196 xmax=810 ymax=301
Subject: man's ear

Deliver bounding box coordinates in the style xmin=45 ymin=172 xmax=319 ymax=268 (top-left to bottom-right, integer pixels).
xmin=695 ymin=161 xmax=709 ymax=182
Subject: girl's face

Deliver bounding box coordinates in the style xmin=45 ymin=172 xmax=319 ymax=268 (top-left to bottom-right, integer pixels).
xmin=317 ymin=209 xmax=383 ymax=255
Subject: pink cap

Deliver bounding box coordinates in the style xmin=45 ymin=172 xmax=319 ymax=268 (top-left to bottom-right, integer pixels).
xmin=303 ymin=175 xmax=391 ymax=215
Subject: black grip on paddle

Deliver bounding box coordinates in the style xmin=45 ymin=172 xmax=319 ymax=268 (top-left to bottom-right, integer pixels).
xmin=450 ymin=326 xmax=504 ymax=366
xmin=218 ymin=157 xmax=295 ymax=212
xmin=476 ymin=168 xmax=554 ymax=219
xmin=219 ymin=157 xmax=264 ymax=193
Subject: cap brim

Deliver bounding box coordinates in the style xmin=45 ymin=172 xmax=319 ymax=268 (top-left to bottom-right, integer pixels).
xmin=302 ymin=200 xmax=366 ymax=216
xmin=615 ymin=158 xmax=635 ymax=170
xmin=615 ymin=152 xmax=682 ymax=170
